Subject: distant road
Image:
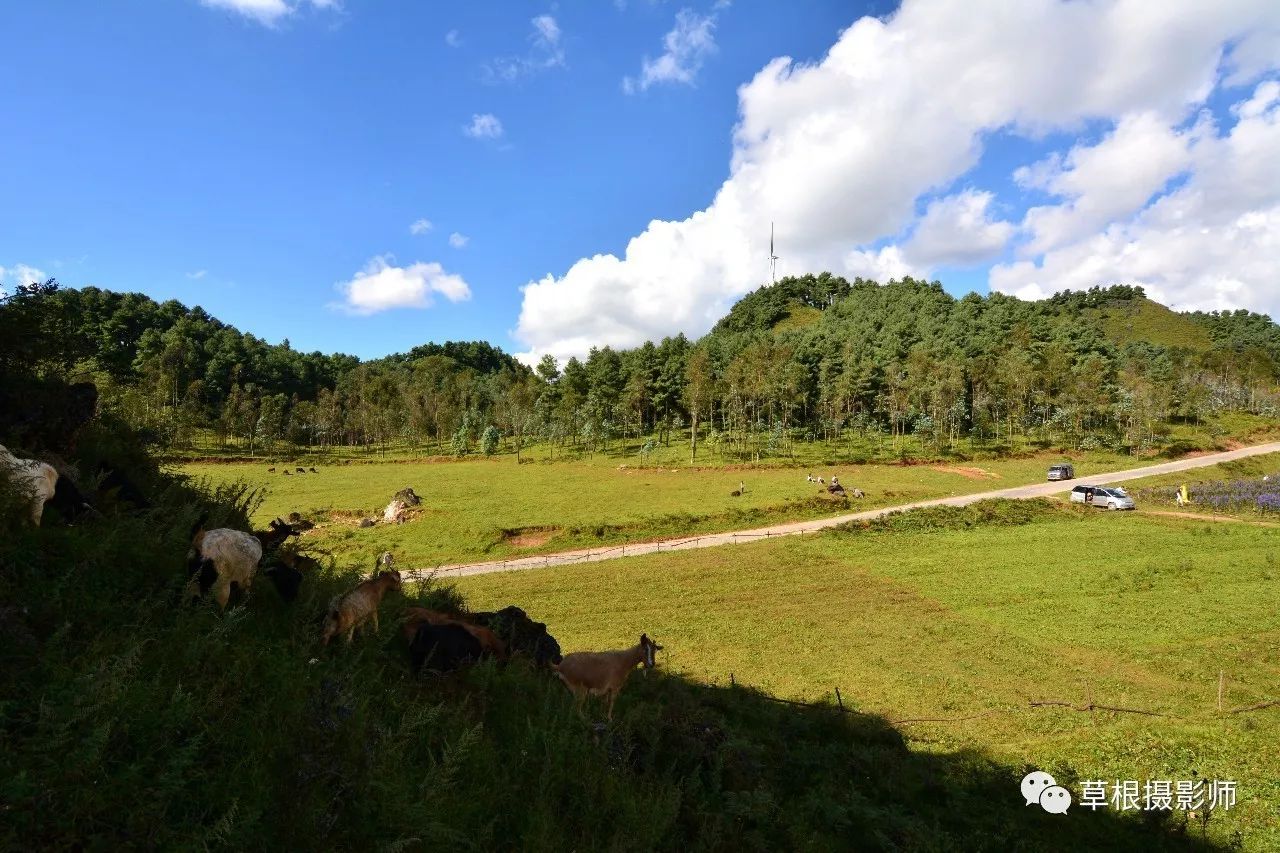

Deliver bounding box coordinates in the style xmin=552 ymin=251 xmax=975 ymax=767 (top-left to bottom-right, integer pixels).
xmin=422 ymin=441 xmax=1280 ymax=580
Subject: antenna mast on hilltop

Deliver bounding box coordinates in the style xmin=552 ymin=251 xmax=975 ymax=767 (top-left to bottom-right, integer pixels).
xmin=769 ymin=222 xmax=780 ymax=284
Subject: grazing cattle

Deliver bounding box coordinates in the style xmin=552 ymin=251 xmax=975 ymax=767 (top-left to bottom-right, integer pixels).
xmin=263 ymin=563 xmax=304 ymax=602
xmin=409 ymin=623 xmax=482 ymax=674
xmin=295 ymin=467 xmax=306 ymax=474
xmin=358 ymin=517 xmax=375 ymax=528
xmin=471 ymin=606 xmax=561 ymax=667
xmin=552 ymin=634 xmax=663 ymax=719
xmin=268 ymin=467 xmax=276 ymax=473
xmin=402 ymin=607 xmax=507 ymax=659
xmin=321 ymin=569 xmax=403 ymax=645
xmin=283 ymin=470 xmax=291 ymax=476
xmin=185 ymin=526 xmax=264 ymax=609
xmin=309 ymin=466 xmax=317 ymax=473
xmin=828 ymin=476 xmax=847 ymax=496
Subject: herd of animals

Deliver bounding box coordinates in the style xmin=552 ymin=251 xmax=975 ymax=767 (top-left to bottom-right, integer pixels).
xmin=1 ymin=441 xmax=662 ymax=719
xmin=186 ymin=513 xmax=662 ymax=719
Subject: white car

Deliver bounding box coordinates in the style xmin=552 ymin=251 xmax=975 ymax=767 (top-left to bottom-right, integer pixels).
xmin=1070 ymin=485 xmax=1136 ymax=510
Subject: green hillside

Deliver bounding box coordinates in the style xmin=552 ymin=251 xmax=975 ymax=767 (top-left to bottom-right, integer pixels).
xmin=1089 ymin=297 xmax=1214 ymax=351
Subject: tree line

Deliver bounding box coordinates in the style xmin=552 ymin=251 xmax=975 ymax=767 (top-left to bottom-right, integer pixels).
xmin=2 ymin=274 xmax=1277 ymax=460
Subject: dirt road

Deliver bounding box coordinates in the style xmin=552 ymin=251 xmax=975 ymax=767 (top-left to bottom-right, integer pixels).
xmin=420 ymin=441 xmax=1280 ymax=580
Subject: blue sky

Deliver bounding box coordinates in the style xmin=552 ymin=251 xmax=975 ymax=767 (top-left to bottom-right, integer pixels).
xmin=3 ymin=1 xmax=1278 ymax=362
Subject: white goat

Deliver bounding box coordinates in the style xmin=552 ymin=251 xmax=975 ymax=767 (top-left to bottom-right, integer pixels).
xmin=0 ymin=444 xmax=91 ymax=525
xmin=185 ymin=527 xmax=264 ymax=609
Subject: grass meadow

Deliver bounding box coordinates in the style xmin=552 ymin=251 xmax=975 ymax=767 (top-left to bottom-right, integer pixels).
xmin=451 ymin=506 xmax=1280 ymax=849
xmin=178 ymin=449 xmax=1151 ymax=567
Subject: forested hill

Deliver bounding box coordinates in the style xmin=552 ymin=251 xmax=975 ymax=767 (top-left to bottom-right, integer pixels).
xmin=1 ymin=275 xmax=1278 ymax=455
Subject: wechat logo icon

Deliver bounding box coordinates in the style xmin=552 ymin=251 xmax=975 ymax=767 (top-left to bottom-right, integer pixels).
xmin=1022 ymin=770 xmax=1072 ymax=814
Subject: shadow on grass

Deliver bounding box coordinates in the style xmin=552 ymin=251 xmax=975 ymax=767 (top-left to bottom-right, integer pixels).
xmin=605 ymin=671 xmax=1227 ymax=852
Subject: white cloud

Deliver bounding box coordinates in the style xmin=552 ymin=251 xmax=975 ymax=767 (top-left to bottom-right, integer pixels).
xmin=449 ymin=232 xmax=469 ymax=249
xmin=464 ymin=113 xmax=504 ymax=140
xmin=515 ymin=0 xmax=1280 ymax=363
xmin=409 ymin=218 xmax=434 ymax=235
xmin=445 ymin=29 xmax=461 ymax=48
xmin=903 ymin=190 xmax=1015 ymax=267
xmin=197 ymin=0 xmax=337 ymax=26
xmin=992 ymin=79 xmax=1280 ymax=318
xmin=484 ymin=15 xmax=566 ymax=82
xmin=0 ymin=263 xmax=49 ymax=286
xmin=1016 ymin=111 xmax=1203 ymax=254
xmin=623 ymin=9 xmax=718 ymax=94
xmin=334 ymin=256 xmax=471 ymax=316
xmin=186 ymin=269 xmax=209 ymax=280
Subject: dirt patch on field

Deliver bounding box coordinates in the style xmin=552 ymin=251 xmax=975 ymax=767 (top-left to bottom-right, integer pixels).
xmin=930 ymin=465 xmax=1001 ymax=480
xmin=504 ymin=527 xmax=559 ymax=547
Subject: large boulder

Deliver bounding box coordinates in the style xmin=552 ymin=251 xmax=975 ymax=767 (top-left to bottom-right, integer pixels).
xmin=394 ymin=487 xmax=421 ymax=507
xmin=471 ymin=606 xmax=561 ymax=666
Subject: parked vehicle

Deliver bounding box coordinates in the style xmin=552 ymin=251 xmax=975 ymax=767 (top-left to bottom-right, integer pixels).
xmin=1070 ymin=485 xmax=1135 ymax=510
xmin=1047 ymin=464 xmax=1075 ymax=481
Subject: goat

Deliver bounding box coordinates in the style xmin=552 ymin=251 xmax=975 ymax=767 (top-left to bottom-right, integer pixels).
xmin=185 ymin=526 xmax=264 ymax=609
xmin=255 ymin=517 xmax=299 ymax=555
xmin=817 ymin=477 xmax=825 ymax=485
xmin=402 ymin=607 xmax=507 ymax=659
xmin=729 ymin=481 xmax=745 ymax=497
xmin=382 ymin=499 xmax=408 ymax=525
xmin=309 ymin=466 xmax=318 ymax=473
xmin=283 ymin=470 xmax=291 ymax=476
xmin=852 ymin=487 xmax=865 ymax=499
xmin=268 ymin=466 xmax=276 ymax=473
xmin=0 ymin=444 xmax=93 ymax=525
xmin=552 ymin=633 xmax=663 ymax=719
xmin=470 ymin=606 xmax=561 ymax=667
xmin=321 ymin=569 xmax=403 ymax=645
xmin=409 ymin=623 xmax=482 ymax=674
xmin=806 ymin=473 xmax=816 ymax=483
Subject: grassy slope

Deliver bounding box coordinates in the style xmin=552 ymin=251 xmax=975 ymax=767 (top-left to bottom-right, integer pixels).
xmin=1091 ymin=298 xmax=1215 ymax=352
xmin=453 ymin=505 xmax=1280 ymax=850
xmin=179 ymin=451 xmax=1150 ymax=566
xmin=3 ymin=492 xmax=1224 ymax=850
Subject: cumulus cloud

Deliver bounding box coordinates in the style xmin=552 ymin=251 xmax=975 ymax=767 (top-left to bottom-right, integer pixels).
xmin=483 ymin=15 xmax=566 ymax=82
xmin=514 ymin=0 xmax=1280 ymax=364
xmin=464 ymin=113 xmax=504 ymax=140
xmin=903 ymin=190 xmax=1015 ymax=267
xmin=334 ymin=256 xmax=471 ymax=315
xmin=445 ymin=29 xmax=461 ymax=48
xmin=449 ymin=232 xmax=469 ymax=249
xmin=197 ymin=0 xmax=337 ymax=26
xmin=991 ymin=80 xmax=1280 ymax=317
xmin=623 ymin=9 xmax=718 ymax=93
xmin=1015 ymin=111 xmax=1203 ymax=254
xmin=409 ymin=218 xmax=433 ymax=235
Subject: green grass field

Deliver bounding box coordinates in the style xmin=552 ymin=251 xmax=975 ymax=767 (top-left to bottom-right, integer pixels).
xmin=178 ymin=450 xmax=1151 ymax=566
xmin=450 ymin=506 xmax=1280 ymax=849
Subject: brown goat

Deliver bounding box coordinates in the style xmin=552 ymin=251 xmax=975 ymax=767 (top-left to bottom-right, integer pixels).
xmin=401 ymin=607 xmax=507 ymax=659
xmin=321 ymin=570 xmax=402 ymax=645
xmin=552 ymin=634 xmax=663 ymax=719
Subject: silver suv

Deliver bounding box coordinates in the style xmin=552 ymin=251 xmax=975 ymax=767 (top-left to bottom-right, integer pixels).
xmin=1070 ymin=485 xmax=1135 ymax=510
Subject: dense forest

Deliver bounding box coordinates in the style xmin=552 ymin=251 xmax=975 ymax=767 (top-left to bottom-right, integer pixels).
xmin=2 ymin=274 xmax=1278 ymax=459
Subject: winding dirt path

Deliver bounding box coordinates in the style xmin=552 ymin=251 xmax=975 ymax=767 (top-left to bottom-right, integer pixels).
xmin=418 ymin=441 xmax=1280 ymax=580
